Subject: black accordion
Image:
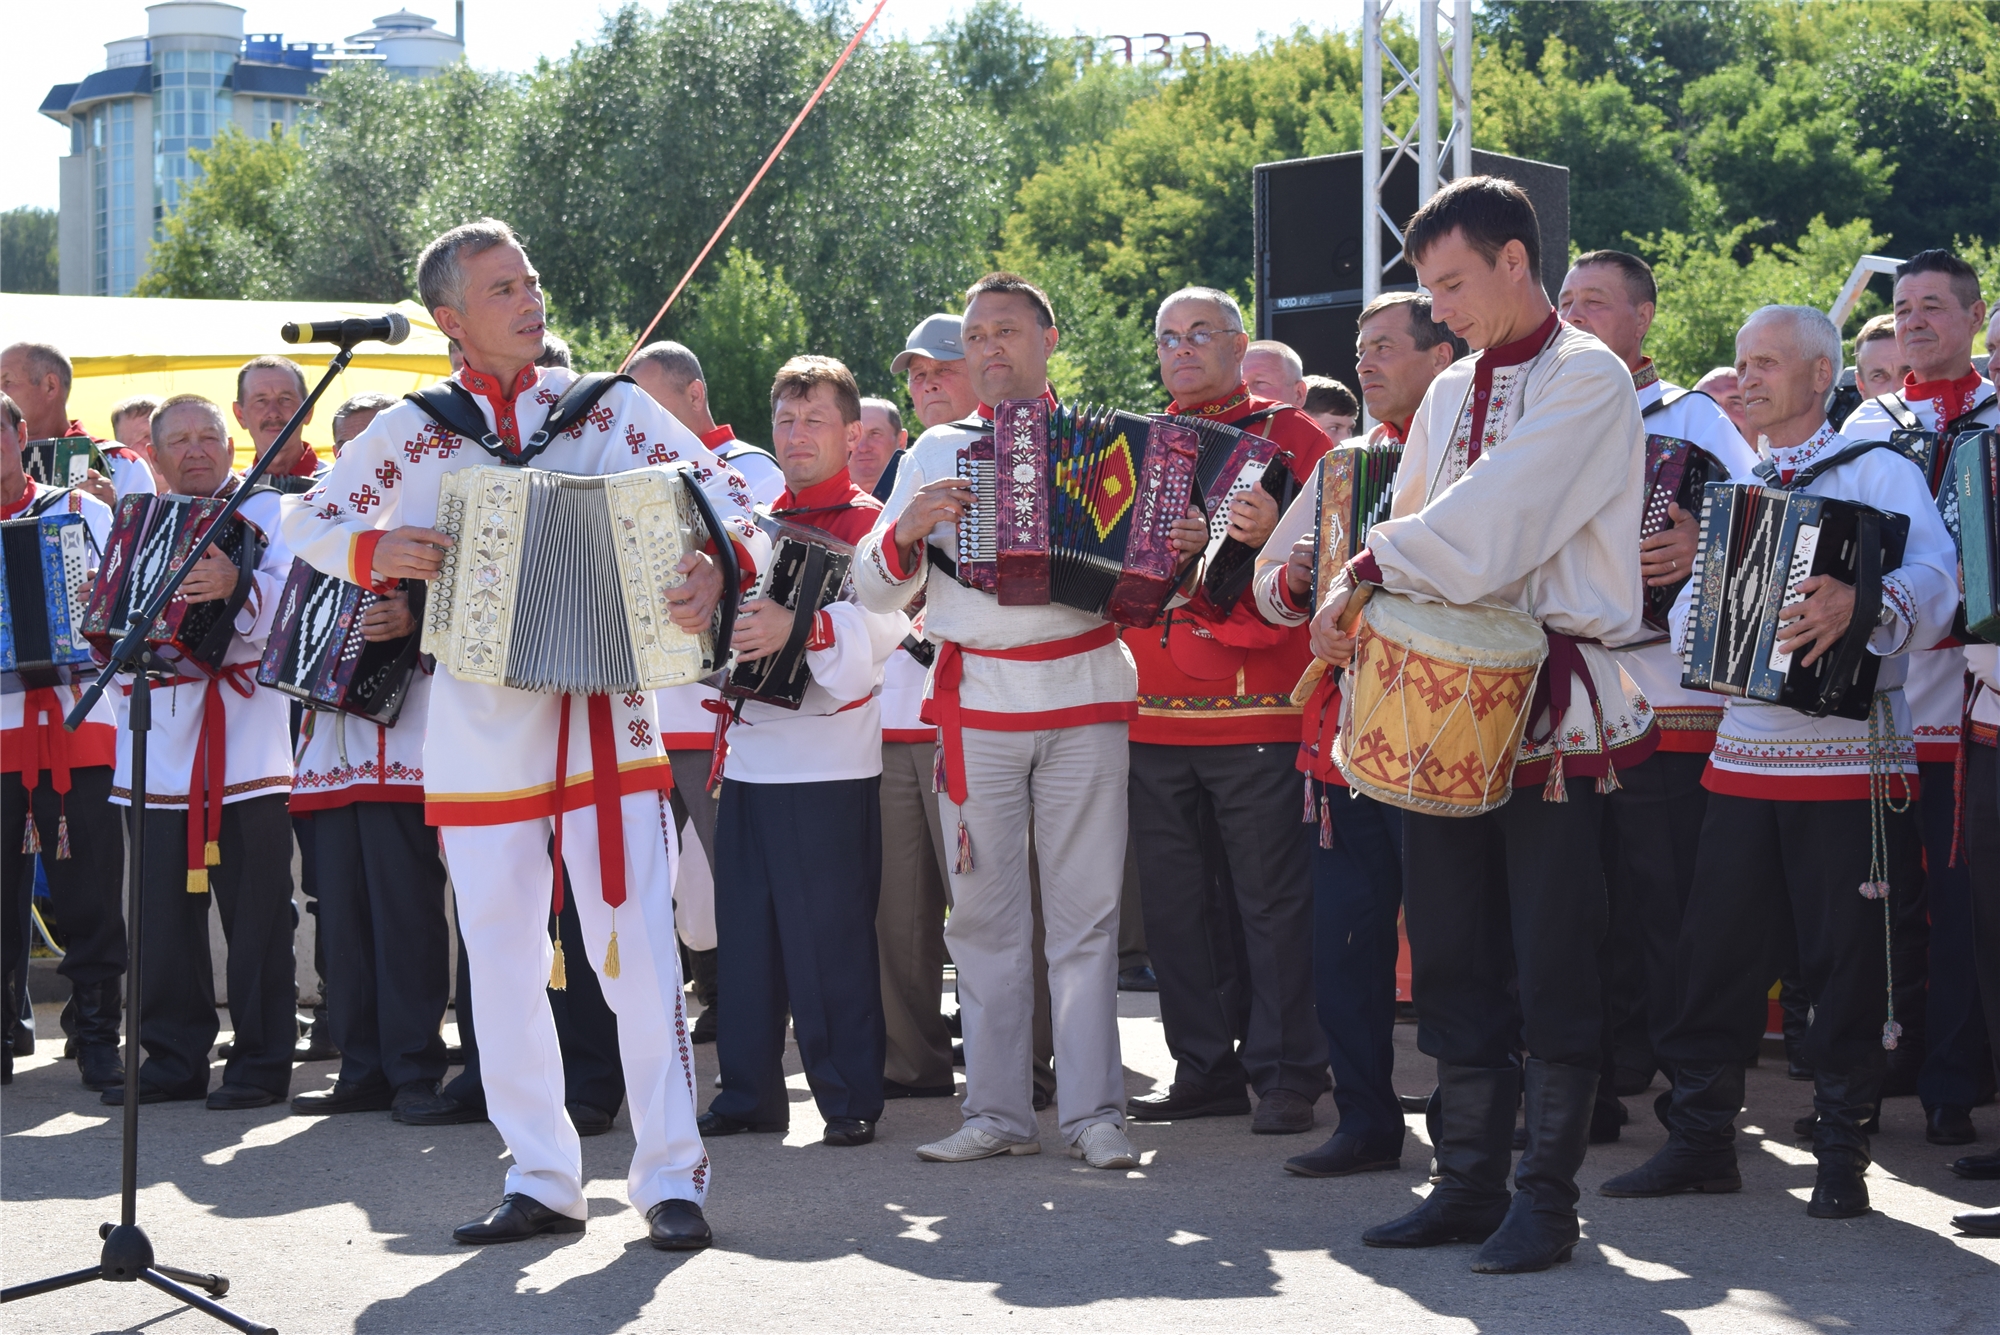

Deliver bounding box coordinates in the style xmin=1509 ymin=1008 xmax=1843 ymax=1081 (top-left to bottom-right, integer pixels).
xmin=1 ymin=506 xmax=97 ymax=677
xmin=949 ymin=399 xmax=1201 ymax=628
xmin=1681 ymin=482 xmax=1909 ymax=720
xmin=723 ymin=520 xmax=855 ymax=709
xmin=1309 ymin=440 xmax=1404 ymax=606
xmin=1178 ymin=411 xmax=1299 ymax=615
xmin=20 ymin=436 xmax=107 ymax=489
xmin=257 ymin=560 xmax=426 ymax=725
xmin=1953 ymin=429 xmax=1999 ymax=643
xmin=1640 ymin=432 xmax=1722 ymax=632
xmin=82 ymin=493 xmax=264 ymax=673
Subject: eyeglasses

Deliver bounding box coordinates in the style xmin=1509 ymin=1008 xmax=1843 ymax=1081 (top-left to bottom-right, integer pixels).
xmin=1155 ymin=328 xmax=1242 ymax=352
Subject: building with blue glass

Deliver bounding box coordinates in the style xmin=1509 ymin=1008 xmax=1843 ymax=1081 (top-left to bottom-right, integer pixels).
xmin=39 ymin=2 xmax=463 ymax=296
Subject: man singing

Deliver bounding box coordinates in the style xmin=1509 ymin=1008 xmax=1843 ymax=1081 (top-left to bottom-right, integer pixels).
xmin=283 ymin=218 xmax=766 ymax=1251
xmin=1310 ymin=178 xmax=1656 ymax=1273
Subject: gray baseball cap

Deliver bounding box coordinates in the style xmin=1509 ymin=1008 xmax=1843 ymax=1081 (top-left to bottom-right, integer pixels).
xmin=891 ymin=313 xmax=965 ymax=373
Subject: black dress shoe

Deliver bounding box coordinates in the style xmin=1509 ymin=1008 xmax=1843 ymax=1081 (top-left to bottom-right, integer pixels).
xmin=823 ymin=1119 xmax=875 ymax=1146
xmin=77 ymin=1045 xmax=124 ymax=1092
xmin=1032 ymin=1087 xmax=1052 ymax=1112
xmin=100 ymin=1083 xmax=202 ymax=1106
xmin=882 ymin=1079 xmax=956 ymax=1099
xmin=1600 ymin=1141 xmax=1742 ymax=1197
xmin=1927 ymin=1105 xmax=1975 ymax=1146
xmin=294 ymin=1033 xmax=340 ymax=1063
xmin=1397 ymin=1091 xmax=1433 ymax=1114
xmin=1117 ymin=965 xmax=1159 ymax=992
xmin=1806 ymin=1155 xmax=1871 ymax=1219
xmin=689 ymin=1007 xmax=717 ymax=1045
xmin=395 ymin=1089 xmax=487 ymax=1125
xmin=1127 ymin=1083 xmax=1251 ymax=1122
xmin=391 ymin=1079 xmax=440 ymax=1116
xmin=207 ymin=1083 xmax=279 ymax=1110
xmin=453 ymin=1193 xmax=585 ymax=1244
xmin=943 ymin=1008 xmax=962 ymax=1038
xmin=1589 ymin=1095 xmax=1628 ymax=1145
xmin=1951 ymin=1150 xmax=2000 ymax=1180
xmin=215 ymin=1041 xmax=235 ymax=1058
xmin=951 ymin=1042 xmax=965 ymax=1067
xmin=1952 ymin=1204 xmax=2000 ymax=1236
xmin=292 ymin=1078 xmax=393 ymax=1115
xmin=569 ymin=1102 xmax=615 ymax=1137
xmin=697 ymin=1109 xmax=786 ymax=1136
xmin=1284 ymin=1132 xmax=1400 ymax=1177
xmin=1795 ymin=1110 xmax=1879 ymax=1139
xmin=646 ymin=1198 xmax=712 ymax=1250
xmin=1252 ymin=1088 xmax=1315 ymax=1135
xmin=1363 ymin=1193 xmax=1510 ymax=1248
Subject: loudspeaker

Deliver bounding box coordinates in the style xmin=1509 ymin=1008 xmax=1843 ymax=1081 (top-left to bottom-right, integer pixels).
xmin=1252 ymin=149 xmax=1570 ymax=392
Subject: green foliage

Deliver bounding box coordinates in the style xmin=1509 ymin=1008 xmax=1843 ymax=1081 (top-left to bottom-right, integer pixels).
xmin=1018 ymin=251 xmax=1163 ymax=409
xmin=545 ymin=315 xmax=641 ymax=374
xmin=1476 ymin=1 xmax=1772 ymax=119
xmin=1 ymin=207 xmax=59 ymax=294
xmin=677 ymin=247 xmax=810 ymax=437
xmin=1637 ymin=215 xmax=1887 ymax=385
xmin=134 ymin=127 xmax=303 ymax=297
xmin=1474 ymin=40 xmax=1695 ymax=249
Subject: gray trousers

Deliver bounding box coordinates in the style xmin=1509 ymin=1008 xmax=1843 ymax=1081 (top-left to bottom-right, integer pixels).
xmin=878 ymin=741 xmax=954 ymax=1087
xmin=943 ymin=722 xmax=1127 ymax=1144
xmin=666 ymin=749 xmax=720 ymax=877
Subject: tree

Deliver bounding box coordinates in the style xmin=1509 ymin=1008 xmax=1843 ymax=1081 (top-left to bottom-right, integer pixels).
xmin=1 ymin=207 xmax=59 ymax=294
xmin=135 ymin=127 xmax=301 ymax=298
xmin=1476 ymin=1 xmax=1772 ymax=121
xmin=1019 ymin=251 xmax=1162 ymax=409
xmin=677 ymin=247 xmax=810 ymax=438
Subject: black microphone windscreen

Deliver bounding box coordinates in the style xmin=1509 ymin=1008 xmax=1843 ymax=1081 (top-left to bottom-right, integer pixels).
xmin=280 ymin=321 xmax=305 ymax=344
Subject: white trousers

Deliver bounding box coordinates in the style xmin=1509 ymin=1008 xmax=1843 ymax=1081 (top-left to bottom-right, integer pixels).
xmin=439 ymin=790 xmax=708 ymax=1218
xmin=941 ymin=722 xmax=1129 ymax=1144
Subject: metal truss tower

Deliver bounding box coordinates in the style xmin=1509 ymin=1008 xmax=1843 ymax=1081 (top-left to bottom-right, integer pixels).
xmin=1359 ymin=0 xmax=1473 ymax=306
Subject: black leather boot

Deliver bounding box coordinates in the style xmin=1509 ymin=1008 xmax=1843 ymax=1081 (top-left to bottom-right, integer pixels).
xmin=1602 ymin=1062 xmax=1744 ymax=1197
xmin=688 ymin=948 xmax=718 ymax=1044
xmin=73 ymin=979 xmax=125 ymax=1091
xmin=1473 ymin=1058 xmax=1596 ymax=1273
xmin=1807 ymin=1067 xmax=1878 ymax=1219
xmin=1364 ymin=1062 xmax=1516 ymax=1249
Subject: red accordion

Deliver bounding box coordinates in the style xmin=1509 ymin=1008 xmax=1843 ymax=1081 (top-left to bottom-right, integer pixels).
xmin=82 ymin=493 xmax=264 ymax=672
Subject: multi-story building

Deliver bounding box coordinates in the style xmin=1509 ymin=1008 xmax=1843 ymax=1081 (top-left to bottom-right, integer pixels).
xmin=39 ymin=2 xmax=464 ymax=296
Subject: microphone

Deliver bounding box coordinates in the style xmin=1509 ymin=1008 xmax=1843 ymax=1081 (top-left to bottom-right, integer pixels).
xmin=280 ymin=313 xmax=411 ymax=347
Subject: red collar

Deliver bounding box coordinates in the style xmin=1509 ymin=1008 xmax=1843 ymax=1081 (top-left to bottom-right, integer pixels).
xmin=63 ymin=419 xmax=100 ymax=443
xmin=776 ymin=467 xmax=865 ymax=512
xmin=1631 ymin=358 xmax=1659 ymax=392
xmin=264 ymin=442 xmax=323 ymax=476
xmin=1169 ymin=385 xmax=1252 ymax=418
xmin=1 ymin=477 xmax=38 ymax=519
xmin=1482 ymin=308 xmax=1561 ymax=367
xmin=1382 ymin=418 xmax=1410 ymax=445
xmin=975 ymin=388 xmax=1059 ymax=420
xmin=699 ymin=423 xmax=738 ymax=450
xmin=457 ymin=363 xmax=540 ymax=451
xmin=1903 ymin=368 xmax=1985 ymax=423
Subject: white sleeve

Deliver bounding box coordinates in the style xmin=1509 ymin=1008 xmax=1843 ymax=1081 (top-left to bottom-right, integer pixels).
xmin=804 ymin=602 xmax=908 ymax=705
xmin=1860 ymin=453 xmax=1957 ymax=657
xmin=854 ymin=443 xmax=932 ymax=614
xmin=278 ymin=409 xmax=407 ymax=590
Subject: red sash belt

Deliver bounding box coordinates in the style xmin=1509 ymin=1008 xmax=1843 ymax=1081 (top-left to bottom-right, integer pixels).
xmin=548 ymin=694 xmax=631 ymax=918
xmin=922 ymin=621 xmax=1121 ymax=806
xmin=16 ymin=688 xmax=82 ymax=860
xmin=119 ymin=663 xmax=259 ymax=891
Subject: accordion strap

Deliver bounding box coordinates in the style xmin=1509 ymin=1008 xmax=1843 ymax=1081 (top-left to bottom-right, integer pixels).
xmin=1875 ymin=393 xmax=1921 ymax=433
xmin=1751 ymin=438 xmax=1898 ymax=490
xmin=403 ymin=372 xmax=634 ymax=467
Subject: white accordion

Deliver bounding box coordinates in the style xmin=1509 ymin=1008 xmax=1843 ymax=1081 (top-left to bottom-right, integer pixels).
xmin=422 ymin=464 xmax=733 ymax=693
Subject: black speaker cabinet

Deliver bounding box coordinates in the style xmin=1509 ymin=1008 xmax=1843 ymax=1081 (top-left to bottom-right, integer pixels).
xmin=1252 ymin=149 xmax=1570 ymax=392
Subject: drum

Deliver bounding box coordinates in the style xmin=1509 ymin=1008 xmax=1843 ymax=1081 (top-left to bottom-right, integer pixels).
xmin=1332 ymin=592 xmax=1547 ymax=817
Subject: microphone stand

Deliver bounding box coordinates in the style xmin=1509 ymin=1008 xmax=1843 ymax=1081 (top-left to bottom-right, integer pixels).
xmin=2 ymin=339 xmax=362 ymax=1335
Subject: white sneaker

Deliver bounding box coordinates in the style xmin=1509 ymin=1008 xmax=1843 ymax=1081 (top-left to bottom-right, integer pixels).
xmin=916 ymin=1125 xmax=1041 ymax=1162
xmin=1070 ymin=1122 xmax=1140 ymax=1169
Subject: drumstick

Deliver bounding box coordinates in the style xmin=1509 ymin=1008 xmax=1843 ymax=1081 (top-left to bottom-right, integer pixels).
xmin=1288 ymin=585 xmax=1375 ymax=707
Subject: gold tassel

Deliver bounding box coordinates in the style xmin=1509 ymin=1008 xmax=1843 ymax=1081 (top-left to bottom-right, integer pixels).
xmin=187 ymin=868 xmax=210 ymax=894
xmin=604 ymin=929 xmax=621 ymax=980
xmin=548 ymin=936 xmax=568 ymax=991
xmin=204 ymin=839 xmax=221 ymax=867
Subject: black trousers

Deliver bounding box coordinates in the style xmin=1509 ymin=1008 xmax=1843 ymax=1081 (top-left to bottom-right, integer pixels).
xmin=1964 ymin=745 xmax=2000 ymax=1081
xmin=311 ymin=801 xmax=450 ymax=1091
xmin=446 ymin=877 xmax=627 ymax=1114
xmin=1405 ymin=780 xmax=1607 ymax=1069
xmin=1312 ymin=781 xmax=1404 ymax=1149
xmin=131 ymin=794 xmax=296 ymax=1098
xmin=711 ymin=776 xmax=885 ymax=1125
xmin=1598 ymin=750 xmax=1710 ymax=1073
xmin=1128 ymin=742 xmax=1326 ymax=1097
xmin=1659 ymin=792 xmax=1923 ymax=1076
xmin=3 ymin=767 xmax=128 ymax=989
xmin=1916 ymin=759 xmax=1991 ymax=1107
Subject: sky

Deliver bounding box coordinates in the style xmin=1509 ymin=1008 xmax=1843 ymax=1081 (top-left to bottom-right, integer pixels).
xmin=4 ymin=0 xmax=1370 ymax=213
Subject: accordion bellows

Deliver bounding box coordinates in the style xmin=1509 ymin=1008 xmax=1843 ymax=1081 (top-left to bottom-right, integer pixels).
xmin=424 ymin=465 xmax=720 ymax=694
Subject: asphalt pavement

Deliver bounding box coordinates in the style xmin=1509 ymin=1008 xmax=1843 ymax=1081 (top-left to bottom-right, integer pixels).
xmin=4 ymin=992 xmax=1999 ymax=1333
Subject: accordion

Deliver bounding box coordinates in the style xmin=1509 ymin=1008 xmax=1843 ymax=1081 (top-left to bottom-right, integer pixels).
xmin=1310 ymin=440 xmax=1405 ymax=607
xmin=257 ymin=561 xmax=426 ymax=725
xmin=21 ymin=436 xmax=107 ymax=489
xmin=1640 ymin=433 xmax=1722 ymax=632
xmin=1 ymin=509 xmax=96 ymax=677
xmin=82 ymin=493 xmax=265 ymax=673
xmin=950 ymin=399 xmax=1202 ymax=628
xmin=1680 ymin=482 xmax=1909 ymax=720
xmin=423 ymin=464 xmax=737 ymax=694
xmin=1953 ymin=430 xmax=2000 ymax=643
xmin=723 ymin=520 xmax=855 ymax=709
xmin=1179 ymin=412 xmax=1299 ymax=615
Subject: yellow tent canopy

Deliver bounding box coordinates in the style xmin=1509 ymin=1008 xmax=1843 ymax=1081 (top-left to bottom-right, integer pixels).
xmin=1 ymin=293 xmax=452 ymax=469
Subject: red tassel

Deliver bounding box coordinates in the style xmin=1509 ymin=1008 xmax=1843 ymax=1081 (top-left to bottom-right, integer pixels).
xmin=1302 ymin=773 xmax=1316 ymax=825
xmin=1596 ymin=755 xmax=1620 ymax=796
xmin=54 ymin=811 xmax=71 ymax=861
xmin=1319 ymin=794 xmax=1334 ymax=851
xmin=1542 ymin=748 xmax=1568 ymax=802
xmin=21 ymin=819 xmax=40 ymax=856
xmin=932 ymin=742 xmax=947 ymax=795
xmin=954 ymin=815 xmax=973 ymax=874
